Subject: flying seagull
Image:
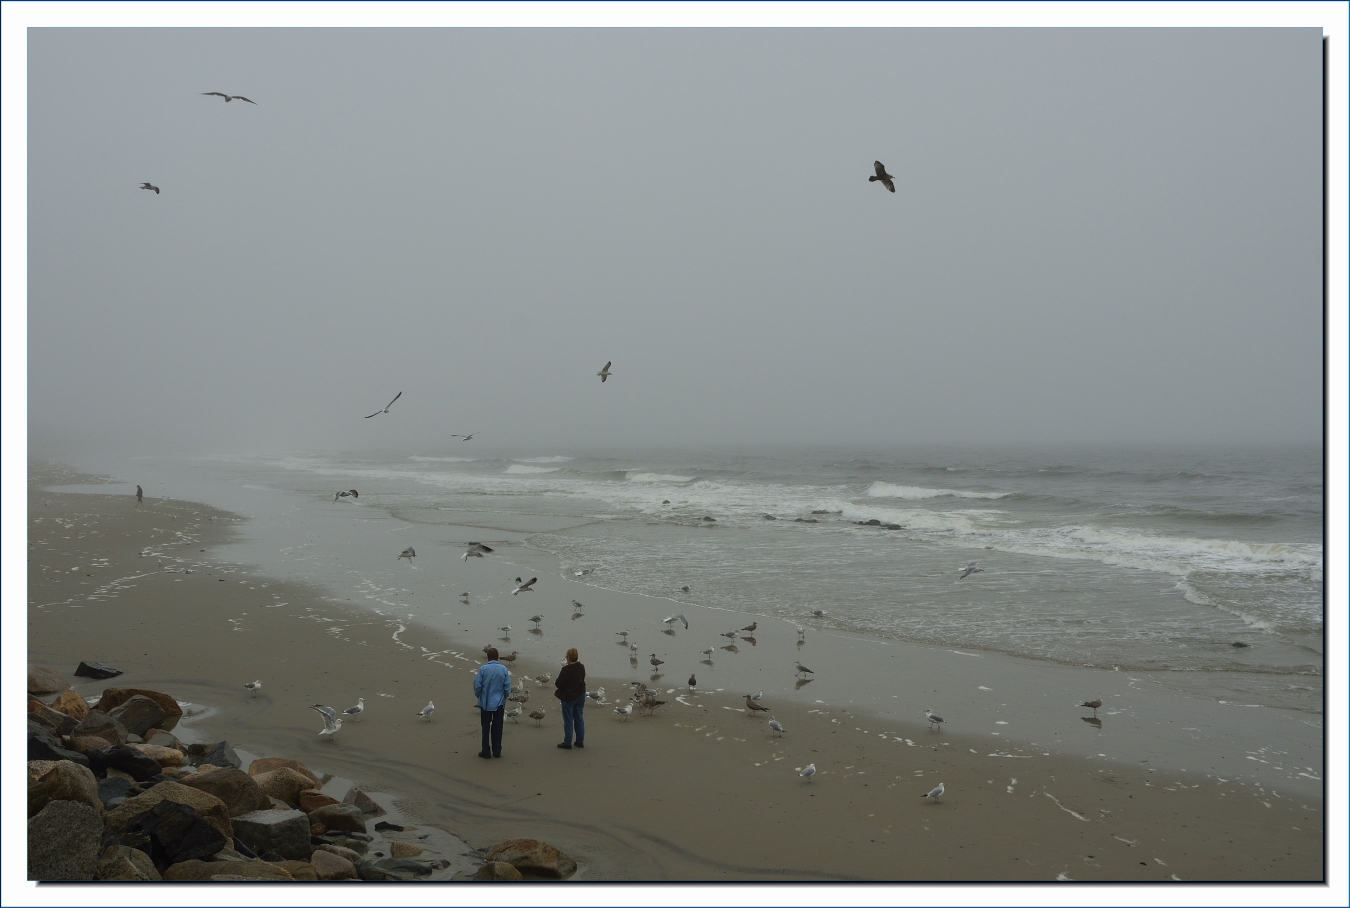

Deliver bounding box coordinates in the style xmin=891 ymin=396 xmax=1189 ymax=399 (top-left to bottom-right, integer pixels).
xmin=799 ymin=763 xmax=817 ymax=782
xmin=398 ymin=546 xmax=416 ymax=563
xmin=244 ymin=680 xmax=262 ymax=697
xmin=596 ymin=361 xmax=613 ymax=383
xmin=139 ymin=182 xmax=160 ymax=194
xmin=451 ymin=432 xmax=479 ymax=440
xmin=461 ymin=543 xmax=494 ymax=561
xmin=418 ymin=700 xmax=435 ymax=720
xmin=342 ymin=698 xmax=365 ymax=720
xmin=333 ymin=489 xmax=359 ymax=502
xmin=512 ymin=577 xmax=537 ymax=595
xmin=869 ymin=160 xmax=896 ymax=193
xmin=958 ymin=561 xmax=984 ymax=580
xmin=663 ymin=613 xmax=689 ymax=630
xmin=310 ymin=704 xmax=342 ymax=738
xmin=1079 ymin=697 xmax=1103 ymax=717
xmin=924 ymin=708 xmax=945 ymax=730
xmin=365 ymin=391 xmax=402 ymax=418
xmin=921 ymin=782 xmax=946 ymax=803
xmin=202 ymin=91 xmax=256 ymax=104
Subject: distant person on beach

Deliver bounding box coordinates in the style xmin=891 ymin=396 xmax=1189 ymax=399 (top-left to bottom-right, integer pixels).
xmin=136 ymin=485 xmax=143 ymax=506
xmin=474 ymin=647 xmax=512 ymax=759
xmin=554 ymin=647 xmax=586 ymax=749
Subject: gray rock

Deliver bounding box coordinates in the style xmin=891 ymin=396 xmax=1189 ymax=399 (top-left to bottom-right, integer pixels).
xmin=114 ymin=800 xmax=227 ymax=869
xmin=87 ymin=744 xmax=162 ymax=781
xmin=27 ymin=727 xmax=90 ymax=767
xmin=355 ymin=859 xmax=398 ymax=880
xmin=144 ymin=730 xmax=182 ymax=750
xmin=28 ymin=664 xmax=71 ymax=695
xmin=201 ymin=740 xmax=242 ymax=769
xmin=108 ymin=696 xmax=168 ymax=738
xmin=72 ymin=710 xmax=129 ymax=747
xmin=307 ymin=803 xmax=367 ymax=833
xmin=95 ymin=845 xmax=161 ymax=881
xmin=232 ymin=808 xmax=313 ymax=862
xmin=28 ymin=700 xmax=78 ymax=737
xmin=28 ymin=761 xmax=102 ymax=817
xmin=28 ymin=800 xmax=101 ymax=880
xmin=375 ymin=857 xmax=433 ymax=875
xmin=98 ymin=775 xmax=135 ymax=805
xmin=342 ymin=786 xmax=386 ymax=816
xmin=74 ymin=661 xmax=123 ymax=680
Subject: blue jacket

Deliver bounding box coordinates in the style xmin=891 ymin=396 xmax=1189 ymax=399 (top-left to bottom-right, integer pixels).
xmin=474 ymin=660 xmax=512 ymax=711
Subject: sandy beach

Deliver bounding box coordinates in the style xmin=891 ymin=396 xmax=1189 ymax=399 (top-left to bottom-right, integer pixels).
xmin=23 ymin=464 xmax=1323 ymax=884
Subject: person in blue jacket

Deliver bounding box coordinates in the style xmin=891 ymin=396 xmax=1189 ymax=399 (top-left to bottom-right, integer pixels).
xmin=474 ymin=647 xmax=512 ymax=758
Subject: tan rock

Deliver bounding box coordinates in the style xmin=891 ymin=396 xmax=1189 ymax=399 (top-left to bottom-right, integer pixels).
xmin=310 ymin=849 xmax=358 ymax=880
xmin=275 ymin=859 xmax=319 ymax=881
xmin=311 ymin=823 xmax=326 ymax=836
xmin=306 ymin=803 xmax=366 ymax=833
xmin=28 ymin=664 xmax=70 ymax=695
xmin=96 ymin=845 xmax=161 ymax=881
xmin=484 ymin=838 xmax=578 ymax=879
xmin=248 ymin=758 xmax=320 ymax=786
xmin=315 ymin=843 xmax=362 ymax=863
xmin=104 ymin=781 xmax=233 ymax=840
xmin=29 ymin=761 xmax=102 ymax=817
xmin=129 ymin=743 xmax=184 ymax=767
xmin=164 ymin=859 xmax=293 ymax=881
xmin=178 ymin=767 xmax=270 ymax=817
xmin=298 ymin=789 xmax=340 ymax=812
xmin=342 ymin=786 xmax=385 ymax=816
xmin=71 ymin=710 xmax=128 ymax=746
xmin=252 ymin=767 xmax=314 ymax=804
xmin=105 ymin=767 xmax=135 ymax=782
xmin=94 ymin=688 xmax=183 ymax=730
xmin=27 ymin=760 xmax=62 ymax=784
xmin=49 ymin=689 xmax=91 ymax=722
xmin=390 ymin=841 xmax=423 ymax=858
xmin=64 ymin=736 xmax=115 ymax=755
xmin=475 ymin=861 xmax=524 ymax=880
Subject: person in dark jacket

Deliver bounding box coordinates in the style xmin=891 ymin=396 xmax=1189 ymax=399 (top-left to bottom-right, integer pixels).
xmin=554 ymin=647 xmax=586 ymax=749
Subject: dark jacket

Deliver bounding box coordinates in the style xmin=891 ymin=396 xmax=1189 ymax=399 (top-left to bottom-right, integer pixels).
xmin=554 ymin=662 xmax=586 ymax=702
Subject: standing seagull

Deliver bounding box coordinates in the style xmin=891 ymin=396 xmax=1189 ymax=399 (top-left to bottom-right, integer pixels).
xmin=418 ymin=700 xmax=435 ymax=720
xmin=596 ymin=361 xmax=613 ymax=383
xmin=244 ymin=680 xmax=262 ymax=697
xmin=505 ymin=705 xmax=523 ymax=723
xmin=745 ymin=694 xmax=770 ymax=715
xmin=924 ymin=708 xmax=945 ymax=730
xmin=649 ymin=654 xmax=665 ymax=670
xmin=398 ymin=546 xmax=416 ymax=563
xmin=799 ymin=763 xmax=817 ymax=782
xmin=529 ymin=708 xmax=547 ymax=727
xmin=571 ymin=600 xmax=585 ymax=611
xmin=719 ymin=629 xmax=739 ymax=641
xmin=615 ymin=630 xmax=629 ymax=642
xmin=343 ymin=698 xmax=365 ymax=721
xmin=365 ymin=391 xmax=403 ymax=418
xmin=202 ymin=91 xmax=257 ymax=104
xmin=921 ymin=782 xmax=946 ymax=803
xmin=310 ymin=704 xmax=342 ymax=739
xmin=462 ymin=543 xmax=494 ymax=561
xmin=958 ymin=561 xmax=984 ymax=580
xmin=138 ymin=182 xmax=160 ymax=194
xmin=512 ymin=577 xmax=537 ymax=595
xmin=687 ymin=674 xmax=697 ymax=691
xmin=614 ymin=704 xmax=633 ymax=721
xmin=794 ymin=661 xmax=814 ymax=679
xmin=587 ymin=687 xmax=605 ymax=702
xmin=1079 ymin=697 xmax=1103 ymax=717
xmin=740 ymin=621 xmax=758 ymax=634
xmin=769 ymin=717 xmax=785 ymax=737
xmin=869 ymin=160 xmax=896 ymax=193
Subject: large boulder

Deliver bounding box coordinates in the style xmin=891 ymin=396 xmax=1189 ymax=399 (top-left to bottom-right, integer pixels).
xmin=130 ymin=744 xmax=184 ymax=768
xmin=185 ymin=740 xmax=242 ymax=769
xmin=95 ymin=688 xmax=182 ymax=731
xmin=178 ymin=767 xmax=270 ymax=817
xmin=87 ymin=744 xmax=162 ymax=781
xmin=112 ymin=800 xmax=227 ymax=870
xmin=28 ymin=800 xmax=101 ymax=880
xmin=298 ymin=789 xmax=340 ymax=812
xmin=98 ymin=775 xmax=135 ymax=806
xmin=343 ymin=786 xmax=385 ymax=816
xmin=107 ymin=695 xmax=168 ymax=738
xmin=163 ymin=859 xmax=294 ymax=881
xmin=28 ymin=761 xmax=102 ymax=816
xmin=49 ymin=689 xmax=91 ymax=722
xmin=315 ymin=843 xmax=362 ymax=863
xmin=72 ymin=710 xmax=129 ymax=747
xmin=104 ymin=781 xmax=233 ymax=841
xmin=311 ymin=849 xmax=357 ymax=880
xmin=74 ymin=661 xmax=123 ymax=680
xmin=95 ymin=844 xmax=161 ymax=881
xmin=276 ymin=859 xmax=320 ymax=880
xmin=252 ymin=767 xmax=314 ymax=804
xmin=306 ymin=803 xmax=367 ymax=833
xmin=249 ymin=757 xmax=320 ymax=785
xmin=28 ymin=664 xmax=70 ymax=695
xmin=475 ymin=861 xmax=524 ymax=880
xmin=144 ymin=729 xmax=182 ymax=750
xmin=28 ymin=760 xmax=63 ymax=784
xmin=390 ymin=841 xmax=422 ymax=858
xmin=27 ymin=727 xmax=90 ymax=767
xmin=484 ymin=838 xmax=578 ymax=879
xmin=28 ymin=699 xmax=78 ymax=736
xmin=232 ymin=809 xmax=312 ymax=862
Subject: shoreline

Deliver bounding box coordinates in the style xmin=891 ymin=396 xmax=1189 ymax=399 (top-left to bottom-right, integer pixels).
xmin=24 ymin=466 xmax=1324 ymax=882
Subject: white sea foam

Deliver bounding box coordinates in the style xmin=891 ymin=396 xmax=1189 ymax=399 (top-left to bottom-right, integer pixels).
xmin=514 ymin=456 xmax=573 ymax=463
xmin=866 ymin=482 xmax=1005 ymax=500
xmin=626 ymin=472 xmax=696 ymax=483
xmin=408 ymin=455 xmax=475 ymax=463
xmin=504 ymin=464 xmax=561 ymax=474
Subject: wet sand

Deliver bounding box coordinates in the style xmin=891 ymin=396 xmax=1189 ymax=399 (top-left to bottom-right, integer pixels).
xmin=25 ymin=469 xmax=1323 ymax=884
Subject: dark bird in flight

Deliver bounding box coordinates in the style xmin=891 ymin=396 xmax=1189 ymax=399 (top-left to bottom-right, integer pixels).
xmin=365 ymin=391 xmax=402 ymax=418
xmin=139 ymin=183 xmax=160 ymax=194
xmin=869 ymin=160 xmax=896 ymax=193
xmin=202 ymin=92 xmax=256 ymax=104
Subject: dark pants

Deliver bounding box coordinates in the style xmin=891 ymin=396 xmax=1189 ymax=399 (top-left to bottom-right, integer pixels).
xmin=479 ymin=706 xmax=504 ymax=756
xmin=560 ymin=694 xmax=586 ymax=745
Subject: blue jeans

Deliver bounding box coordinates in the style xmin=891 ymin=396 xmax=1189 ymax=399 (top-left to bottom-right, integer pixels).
xmin=560 ymin=694 xmax=586 ymax=745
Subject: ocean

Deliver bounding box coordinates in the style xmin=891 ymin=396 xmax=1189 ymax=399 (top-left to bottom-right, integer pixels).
xmin=102 ymin=443 xmax=1322 ymax=715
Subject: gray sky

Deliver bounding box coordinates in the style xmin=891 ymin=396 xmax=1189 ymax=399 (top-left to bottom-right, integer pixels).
xmin=25 ymin=27 xmax=1324 ymax=454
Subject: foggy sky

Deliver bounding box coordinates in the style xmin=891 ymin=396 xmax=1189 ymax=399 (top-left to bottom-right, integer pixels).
xmin=24 ymin=27 xmax=1324 ymax=455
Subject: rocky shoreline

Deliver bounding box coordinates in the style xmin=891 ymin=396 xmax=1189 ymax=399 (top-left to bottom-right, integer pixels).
xmin=28 ymin=663 xmax=577 ymax=882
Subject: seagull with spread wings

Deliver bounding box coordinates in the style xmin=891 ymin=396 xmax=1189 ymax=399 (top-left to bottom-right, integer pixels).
xmin=139 ymin=182 xmax=160 ymax=194
xmin=452 ymin=432 xmax=479 ymax=441
xmin=202 ymin=91 xmax=257 ymax=104
xmin=512 ymin=577 xmax=537 ymax=595
xmin=310 ymin=704 xmax=342 ymax=738
xmin=461 ymin=543 xmax=494 ymax=561
xmin=869 ymin=160 xmax=896 ymax=193
xmin=596 ymin=361 xmax=613 ymax=382
xmin=365 ymin=391 xmax=402 ymax=418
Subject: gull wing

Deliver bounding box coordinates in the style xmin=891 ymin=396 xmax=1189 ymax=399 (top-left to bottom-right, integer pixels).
xmin=232 ymin=95 xmax=257 ymax=104
xmin=880 ymin=176 xmax=895 ymax=193
xmin=675 ymin=614 xmax=688 ymax=629
xmin=202 ymin=92 xmax=229 ymax=99
xmin=385 ymin=391 xmax=402 ymax=410
xmin=874 ymin=160 xmax=888 ymax=178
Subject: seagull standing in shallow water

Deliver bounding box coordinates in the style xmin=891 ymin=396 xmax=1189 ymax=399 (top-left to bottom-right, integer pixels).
xmin=794 ymin=661 xmax=814 ymax=678
xmin=244 ymin=680 xmax=262 ymax=697
xmin=1080 ymin=697 xmax=1103 ymax=717
xmin=311 ymin=704 xmax=342 ymax=738
xmin=924 ymin=708 xmax=945 ymax=730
